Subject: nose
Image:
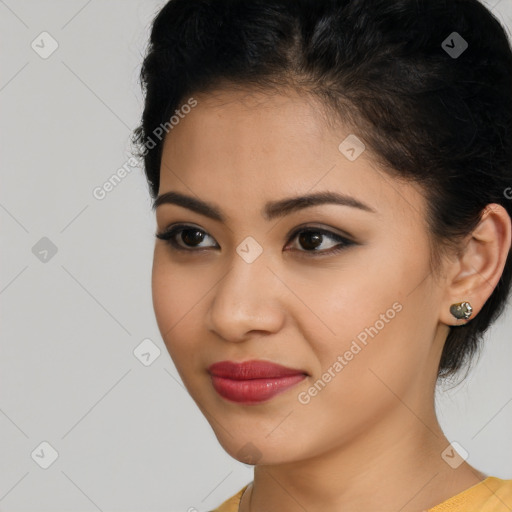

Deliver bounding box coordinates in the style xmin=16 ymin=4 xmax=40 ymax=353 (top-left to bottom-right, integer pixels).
xmin=205 ymin=251 xmax=286 ymax=343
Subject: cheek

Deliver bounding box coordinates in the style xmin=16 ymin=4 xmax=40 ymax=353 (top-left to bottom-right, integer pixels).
xmin=289 ymin=299 xmax=430 ymax=452
xmin=151 ymin=252 xmax=206 ymax=358
xmin=151 ymin=258 xmax=216 ymax=404
xmin=303 ymin=244 xmax=433 ymax=396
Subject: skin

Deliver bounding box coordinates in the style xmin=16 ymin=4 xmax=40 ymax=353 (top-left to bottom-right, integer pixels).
xmin=151 ymin=87 xmax=511 ymax=512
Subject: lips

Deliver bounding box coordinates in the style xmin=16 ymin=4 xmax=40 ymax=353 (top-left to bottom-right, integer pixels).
xmin=207 ymin=360 xmax=308 ymax=404
xmin=208 ymin=360 xmax=308 ymax=379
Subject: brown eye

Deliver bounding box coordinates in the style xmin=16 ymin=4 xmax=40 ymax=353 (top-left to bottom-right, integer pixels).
xmin=298 ymin=231 xmax=323 ymax=250
xmin=155 ymin=224 xmax=355 ymax=256
xmin=180 ymin=228 xmax=206 ymax=247
xmin=155 ymin=225 xmax=218 ymax=251
xmin=286 ymin=227 xmax=354 ymax=256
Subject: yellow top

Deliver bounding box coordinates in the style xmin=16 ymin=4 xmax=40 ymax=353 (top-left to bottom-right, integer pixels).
xmin=211 ymin=477 xmax=512 ymax=512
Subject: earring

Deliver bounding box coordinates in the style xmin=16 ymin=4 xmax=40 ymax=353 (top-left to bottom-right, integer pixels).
xmin=450 ymin=301 xmax=473 ymax=320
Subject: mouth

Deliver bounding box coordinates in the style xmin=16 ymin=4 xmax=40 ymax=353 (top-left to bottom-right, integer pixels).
xmin=207 ymin=359 xmax=308 ymax=404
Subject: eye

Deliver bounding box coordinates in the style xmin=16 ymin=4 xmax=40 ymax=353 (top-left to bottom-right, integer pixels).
xmin=284 ymin=226 xmax=354 ymax=256
xmin=155 ymin=224 xmax=355 ymax=256
xmin=155 ymin=224 xmax=218 ymax=252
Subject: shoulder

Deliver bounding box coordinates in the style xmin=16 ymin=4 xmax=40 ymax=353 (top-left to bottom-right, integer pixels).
xmin=209 ymin=483 xmax=251 ymax=512
xmin=428 ymin=476 xmax=512 ymax=511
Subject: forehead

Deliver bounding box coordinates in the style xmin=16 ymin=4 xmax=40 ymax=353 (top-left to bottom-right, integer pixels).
xmin=158 ymin=87 xmax=427 ymax=227
xmin=162 ymin=87 xmax=329 ymax=166
xmin=162 ymin=88 xmax=360 ymax=188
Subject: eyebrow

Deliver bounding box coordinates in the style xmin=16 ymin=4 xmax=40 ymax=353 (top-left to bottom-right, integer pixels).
xmin=152 ymin=190 xmax=377 ymax=221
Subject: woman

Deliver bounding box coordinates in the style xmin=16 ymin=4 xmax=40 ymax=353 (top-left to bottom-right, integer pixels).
xmin=132 ymin=0 xmax=512 ymax=510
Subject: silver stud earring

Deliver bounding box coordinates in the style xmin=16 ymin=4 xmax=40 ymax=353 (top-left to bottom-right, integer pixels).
xmin=450 ymin=301 xmax=473 ymax=320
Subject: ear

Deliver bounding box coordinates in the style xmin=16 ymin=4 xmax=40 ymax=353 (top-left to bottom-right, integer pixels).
xmin=439 ymin=203 xmax=512 ymax=327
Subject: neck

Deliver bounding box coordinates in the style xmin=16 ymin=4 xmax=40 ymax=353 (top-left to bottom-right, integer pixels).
xmin=239 ymin=404 xmax=486 ymax=512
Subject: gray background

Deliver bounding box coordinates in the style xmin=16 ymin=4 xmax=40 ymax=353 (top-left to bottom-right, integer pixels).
xmin=1 ymin=0 xmax=511 ymax=510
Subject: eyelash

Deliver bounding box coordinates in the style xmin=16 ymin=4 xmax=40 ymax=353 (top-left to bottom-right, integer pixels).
xmin=155 ymin=224 xmax=355 ymax=257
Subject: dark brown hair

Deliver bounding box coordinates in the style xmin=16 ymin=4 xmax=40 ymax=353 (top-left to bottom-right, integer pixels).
xmin=133 ymin=0 xmax=512 ymax=380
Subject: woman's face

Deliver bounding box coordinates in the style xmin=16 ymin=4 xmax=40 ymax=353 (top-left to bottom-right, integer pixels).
xmin=152 ymin=88 xmax=450 ymax=464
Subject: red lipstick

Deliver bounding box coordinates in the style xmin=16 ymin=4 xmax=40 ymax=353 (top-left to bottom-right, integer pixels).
xmin=208 ymin=360 xmax=307 ymax=404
